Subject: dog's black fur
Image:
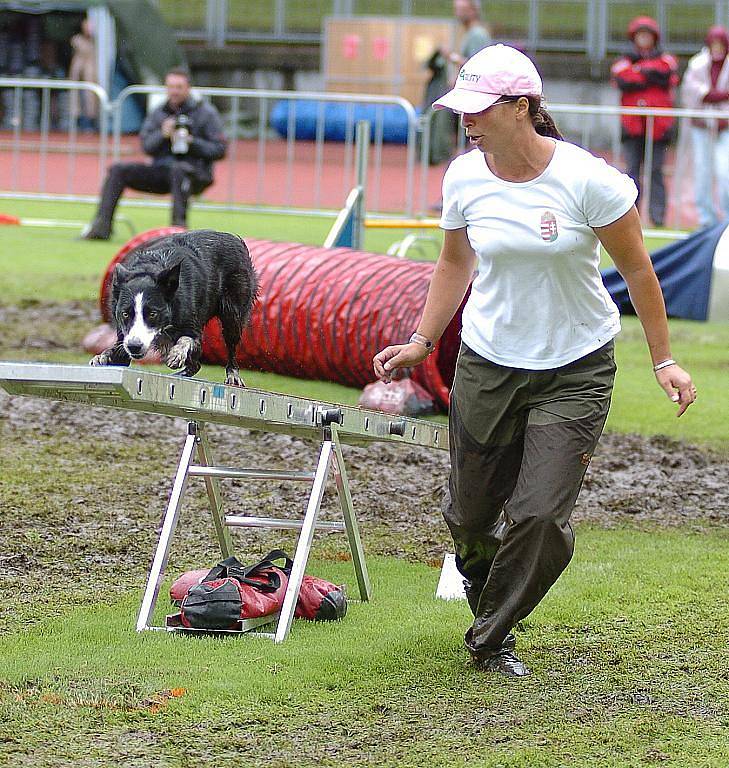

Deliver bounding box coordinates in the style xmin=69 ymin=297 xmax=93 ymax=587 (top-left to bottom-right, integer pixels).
xmin=90 ymin=230 xmax=258 ymax=386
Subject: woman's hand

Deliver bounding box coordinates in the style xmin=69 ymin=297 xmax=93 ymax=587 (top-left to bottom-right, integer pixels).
xmin=373 ymin=342 xmax=431 ymax=383
xmin=655 ymin=364 xmax=696 ymax=417
xmin=372 ymin=229 xmax=475 ymax=384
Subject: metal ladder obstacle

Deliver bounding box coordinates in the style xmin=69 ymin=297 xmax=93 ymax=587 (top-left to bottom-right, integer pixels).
xmin=0 ymin=363 xmax=448 ymax=641
xmin=138 ymin=412 xmax=370 ymax=643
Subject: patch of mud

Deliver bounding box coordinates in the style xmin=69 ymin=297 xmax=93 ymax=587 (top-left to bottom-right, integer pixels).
xmin=582 ymin=432 xmax=727 ymax=526
xmin=0 ymin=300 xmax=98 ymax=353
xmin=1 ymin=388 xmax=727 ymax=548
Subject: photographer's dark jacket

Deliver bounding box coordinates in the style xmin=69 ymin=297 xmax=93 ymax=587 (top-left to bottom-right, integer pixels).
xmin=140 ymin=97 xmax=227 ymax=182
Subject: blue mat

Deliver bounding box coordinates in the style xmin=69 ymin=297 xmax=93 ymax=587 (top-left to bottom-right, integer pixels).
xmin=601 ymin=223 xmax=726 ymax=321
xmin=270 ymin=100 xmax=415 ymax=144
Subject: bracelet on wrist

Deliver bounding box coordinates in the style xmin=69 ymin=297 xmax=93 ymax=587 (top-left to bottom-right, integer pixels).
xmin=653 ymin=358 xmax=676 ymax=372
xmin=409 ymin=331 xmax=434 ymax=353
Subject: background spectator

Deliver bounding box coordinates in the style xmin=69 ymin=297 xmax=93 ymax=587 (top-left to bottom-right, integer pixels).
xmin=443 ymin=0 xmax=491 ymax=70
xmin=81 ymin=68 xmax=227 ymax=240
xmin=611 ymin=16 xmax=678 ymax=227
xmin=429 ymin=0 xmax=492 ymax=189
xmin=68 ymin=17 xmax=98 ymax=132
xmin=682 ymin=26 xmax=729 ymax=228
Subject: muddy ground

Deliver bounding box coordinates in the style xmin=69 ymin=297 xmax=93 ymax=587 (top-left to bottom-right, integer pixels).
xmin=0 ymin=301 xmax=727 ymax=633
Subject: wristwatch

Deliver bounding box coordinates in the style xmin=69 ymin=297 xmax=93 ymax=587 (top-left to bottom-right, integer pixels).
xmin=409 ymin=331 xmax=434 ymax=352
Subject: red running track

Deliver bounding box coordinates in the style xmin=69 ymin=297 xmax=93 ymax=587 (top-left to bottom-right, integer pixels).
xmin=0 ymin=132 xmax=433 ymax=213
xmin=0 ymin=131 xmax=702 ymax=226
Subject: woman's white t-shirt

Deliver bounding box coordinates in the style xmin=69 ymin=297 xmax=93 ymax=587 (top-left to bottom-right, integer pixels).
xmin=440 ymin=140 xmax=638 ymax=369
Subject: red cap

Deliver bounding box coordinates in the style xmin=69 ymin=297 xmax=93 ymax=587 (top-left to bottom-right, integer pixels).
xmin=628 ymin=16 xmax=660 ymax=43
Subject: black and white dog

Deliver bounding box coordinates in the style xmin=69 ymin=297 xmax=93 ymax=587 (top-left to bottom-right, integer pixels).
xmin=91 ymin=230 xmax=258 ymax=386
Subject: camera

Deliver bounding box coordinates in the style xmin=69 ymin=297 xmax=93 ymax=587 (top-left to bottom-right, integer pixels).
xmin=171 ymin=114 xmax=191 ymax=155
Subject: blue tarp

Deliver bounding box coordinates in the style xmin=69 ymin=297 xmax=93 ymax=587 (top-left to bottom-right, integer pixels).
xmin=601 ymin=222 xmax=726 ymax=321
xmin=270 ymin=100 xmax=413 ymax=144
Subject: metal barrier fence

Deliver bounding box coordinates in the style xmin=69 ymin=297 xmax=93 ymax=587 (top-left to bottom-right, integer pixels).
xmin=3 ymin=77 xmax=729 ymax=231
xmin=419 ymin=101 xmax=729 ymax=229
xmin=112 ymin=85 xmax=420 ymax=216
xmin=0 ymin=78 xmax=110 ymax=198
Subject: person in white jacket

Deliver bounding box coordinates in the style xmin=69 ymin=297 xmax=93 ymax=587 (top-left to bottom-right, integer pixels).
xmin=682 ymin=26 xmax=729 ymax=228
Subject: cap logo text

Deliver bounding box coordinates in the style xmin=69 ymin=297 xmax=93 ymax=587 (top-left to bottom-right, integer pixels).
xmin=458 ymin=70 xmax=480 ymax=83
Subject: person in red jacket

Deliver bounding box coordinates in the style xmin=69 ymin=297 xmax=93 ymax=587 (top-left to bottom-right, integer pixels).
xmin=611 ymin=16 xmax=678 ymax=226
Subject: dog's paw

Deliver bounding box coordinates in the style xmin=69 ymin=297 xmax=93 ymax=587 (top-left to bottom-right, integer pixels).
xmin=89 ymin=352 xmax=110 ymax=366
xmin=225 ymin=372 xmax=246 ymax=388
xmin=166 ymin=337 xmax=193 ymax=370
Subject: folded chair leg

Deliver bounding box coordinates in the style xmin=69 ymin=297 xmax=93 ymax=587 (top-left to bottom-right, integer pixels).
xmin=274 ymin=439 xmax=333 ymax=643
xmin=136 ymin=421 xmax=197 ymax=632
xmin=195 ymin=422 xmax=235 ymax=559
xmin=330 ymin=424 xmax=371 ymax=602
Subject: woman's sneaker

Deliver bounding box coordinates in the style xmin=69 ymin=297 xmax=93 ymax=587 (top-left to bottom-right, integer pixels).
xmin=465 ymin=628 xmax=530 ymax=677
xmin=478 ymin=648 xmax=531 ymax=677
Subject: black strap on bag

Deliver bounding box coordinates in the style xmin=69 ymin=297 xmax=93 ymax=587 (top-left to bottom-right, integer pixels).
xmin=202 ymin=549 xmax=294 ymax=593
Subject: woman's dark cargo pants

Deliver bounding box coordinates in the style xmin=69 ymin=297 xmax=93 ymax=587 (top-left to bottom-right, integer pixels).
xmin=443 ymin=341 xmax=616 ymax=660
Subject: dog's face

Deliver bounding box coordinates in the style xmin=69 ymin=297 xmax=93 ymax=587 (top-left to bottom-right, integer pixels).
xmin=111 ymin=261 xmax=181 ymax=359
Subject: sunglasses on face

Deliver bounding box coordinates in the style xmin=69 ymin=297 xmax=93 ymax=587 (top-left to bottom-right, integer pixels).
xmin=491 ymin=96 xmax=522 ymax=106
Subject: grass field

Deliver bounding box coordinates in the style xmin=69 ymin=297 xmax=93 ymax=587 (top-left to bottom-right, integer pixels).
xmin=0 ymin=198 xmax=726 ymax=449
xmin=0 ymin=200 xmax=727 ymax=766
xmin=1 ymin=532 xmax=728 ymax=767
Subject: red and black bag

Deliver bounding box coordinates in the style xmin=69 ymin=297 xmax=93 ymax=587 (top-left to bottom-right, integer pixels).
xmin=295 ymin=575 xmax=348 ymax=621
xmin=179 ymin=550 xmax=291 ymax=630
xmin=171 ymin=549 xmax=347 ymax=630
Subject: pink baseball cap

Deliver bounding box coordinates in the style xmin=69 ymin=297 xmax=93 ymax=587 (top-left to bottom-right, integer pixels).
xmin=433 ymin=44 xmax=543 ymax=114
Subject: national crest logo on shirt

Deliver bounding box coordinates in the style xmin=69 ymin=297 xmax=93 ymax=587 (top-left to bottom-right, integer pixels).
xmin=540 ymin=210 xmax=558 ymax=242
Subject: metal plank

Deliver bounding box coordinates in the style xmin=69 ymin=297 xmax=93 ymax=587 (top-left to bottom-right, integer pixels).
xmin=224 ymin=515 xmax=345 ymax=531
xmin=0 ymin=362 xmax=448 ymax=451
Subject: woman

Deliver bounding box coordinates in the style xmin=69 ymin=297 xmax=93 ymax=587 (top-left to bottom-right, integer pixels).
xmin=682 ymin=26 xmax=729 ymax=228
xmin=373 ymin=44 xmax=695 ymax=678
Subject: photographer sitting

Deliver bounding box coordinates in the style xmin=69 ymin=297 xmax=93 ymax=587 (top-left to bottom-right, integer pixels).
xmin=82 ymin=68 xmax=227 ymax=240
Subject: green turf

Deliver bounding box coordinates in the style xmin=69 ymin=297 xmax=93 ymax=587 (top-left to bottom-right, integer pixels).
xmin=1 ymin=199 xmax=726 ymax=448
xmin=609 ymin=317 xmax=728 ymax=450
xmin=1 ymin=528 xmax=728 ymax=766
xmin=156 ymin=1 xmax=715 ymax=43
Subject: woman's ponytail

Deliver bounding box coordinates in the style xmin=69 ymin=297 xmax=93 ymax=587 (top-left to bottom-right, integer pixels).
xmin=527 ymin=97 xmax=563 ymax=140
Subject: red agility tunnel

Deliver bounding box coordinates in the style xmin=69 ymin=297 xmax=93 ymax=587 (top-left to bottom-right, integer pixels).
xmin=100 ymin=228 xmax=466 ymax=410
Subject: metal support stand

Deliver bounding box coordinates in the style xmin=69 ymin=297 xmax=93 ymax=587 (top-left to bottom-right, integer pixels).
xmin=0 ymin=363 xmax=447 ymax=640
xmin=136 ymin=413 xmax=371 ymax=642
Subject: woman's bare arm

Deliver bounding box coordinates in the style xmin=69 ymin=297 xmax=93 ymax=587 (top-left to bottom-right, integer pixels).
xmin=594 ymin=206 xmax=696 ymax=416
xmin=373 ymin=228 xmax=476 ymax=382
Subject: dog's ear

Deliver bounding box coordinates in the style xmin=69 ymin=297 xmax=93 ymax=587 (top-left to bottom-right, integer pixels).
xmin=157 ymin=261 xmax=182 ymax=299
xmin=111 ymin=262 xmax=130 ymax=298
xmin=112 ymin=262 xmax=129 ymax=283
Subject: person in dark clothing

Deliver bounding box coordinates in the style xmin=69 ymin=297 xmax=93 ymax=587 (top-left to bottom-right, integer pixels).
xmin=611 ymin=17 xmax=678 ymax=227
xmin=82 ymin=68 xmax=227 ymax=240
